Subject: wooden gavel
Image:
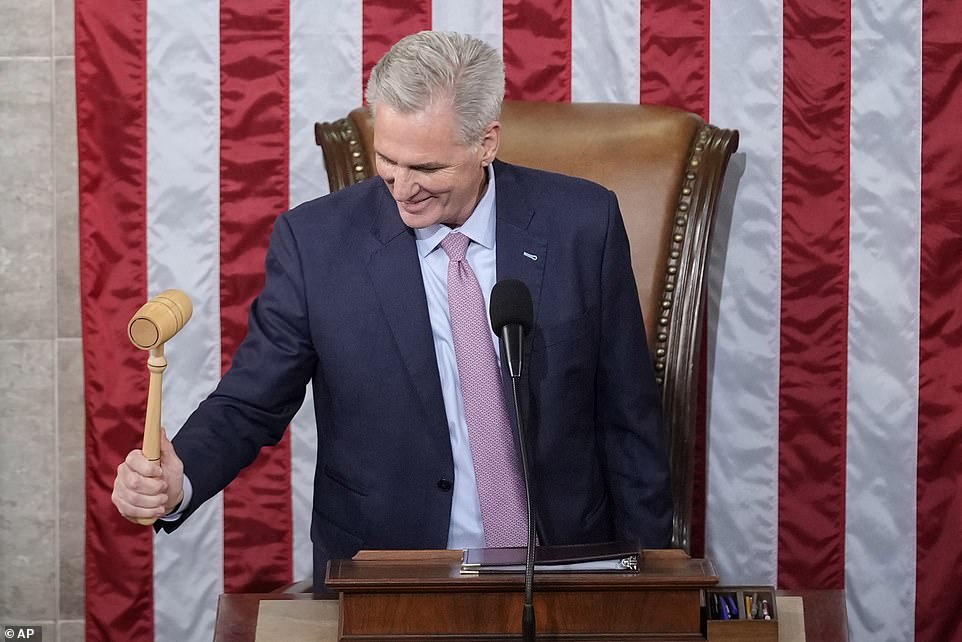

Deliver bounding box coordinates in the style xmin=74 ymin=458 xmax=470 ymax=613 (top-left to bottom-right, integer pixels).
xmin=127 ymin=289 xmax=193 ymax=525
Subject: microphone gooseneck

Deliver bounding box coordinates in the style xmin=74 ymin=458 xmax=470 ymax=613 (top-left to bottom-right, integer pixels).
xmin=511 ymin=374 xmax=537 ymax=642
xmin=490 ymin=279 xmax=537 ymax=642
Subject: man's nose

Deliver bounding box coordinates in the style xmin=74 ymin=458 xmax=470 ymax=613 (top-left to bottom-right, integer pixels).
xmin=391 ymin=168 xmax=418 ymax=200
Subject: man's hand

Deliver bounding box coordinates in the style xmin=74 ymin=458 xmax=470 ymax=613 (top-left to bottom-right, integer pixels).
xmin=112 ymin=429 xmax=185 ymax=523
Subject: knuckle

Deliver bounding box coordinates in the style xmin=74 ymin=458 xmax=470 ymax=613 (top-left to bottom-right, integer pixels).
xmin=125 ymin=473 xmax=144 ymax=492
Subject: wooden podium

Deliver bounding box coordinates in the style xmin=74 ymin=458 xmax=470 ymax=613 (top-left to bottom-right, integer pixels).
xmin=325 ymin=549 xmax=718 ymax=641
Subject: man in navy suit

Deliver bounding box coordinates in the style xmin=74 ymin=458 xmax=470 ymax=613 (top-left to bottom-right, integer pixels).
xmin=112 ymin=30 xmax=672 ymax=588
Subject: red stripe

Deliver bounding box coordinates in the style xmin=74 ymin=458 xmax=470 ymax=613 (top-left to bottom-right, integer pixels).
xmin=361 ymin=0 xmax=431 ymax=101
xmin=77 ymin=1 xmax=154 ymax=639
xmin=777 ymin=1 xmax=851 ymax=590
xmin=639 ymin=1 xmax=712 ymax=553
xmin=502 ymin=0 xmax=572 ymax=102
xmin=220 ymin=1 xmax=293 ymax=593
xmin=639 ymin=0 xmax=710 ymax=118
xmin=917 ymin=3 xmax=962 ymax=640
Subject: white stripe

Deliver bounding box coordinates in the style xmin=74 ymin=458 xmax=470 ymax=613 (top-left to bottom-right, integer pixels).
xmin=846 ymin=1 xmax=921 ymax=640
xmin=571 ymin=0 xmax=640 ymax=103
xmin=431 ymin=0 xmax=503 ymax=55
xmin=289 ymin=0 xmax=363 ymax=584
xmin=289 ymin=384 xmax=318 ymax=583
xmin=146 ymin=3 xmax=223 ymax=641
xmin=289 ymin=0 xmax=363 ymax=206
xmin=705 ymin=0 xmax=783 ymax=585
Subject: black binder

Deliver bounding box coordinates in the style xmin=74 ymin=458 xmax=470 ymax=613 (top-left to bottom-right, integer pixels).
xmin=460 ymin=541 xmax=641 ymax=574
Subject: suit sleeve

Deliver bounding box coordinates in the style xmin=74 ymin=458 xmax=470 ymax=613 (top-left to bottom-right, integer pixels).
xmin=596 ymin=190 xmax=674 ymax=547
xmin=159 ymin=213 xmax=317 ymax=531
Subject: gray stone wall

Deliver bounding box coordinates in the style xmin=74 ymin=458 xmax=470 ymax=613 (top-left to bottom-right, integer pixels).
xmin=0 ymin=0 xmax=85 ymax=639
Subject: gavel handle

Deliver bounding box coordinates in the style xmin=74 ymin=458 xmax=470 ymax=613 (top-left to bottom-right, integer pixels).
xmin=135 ymin=344 xmax=167 ymax=526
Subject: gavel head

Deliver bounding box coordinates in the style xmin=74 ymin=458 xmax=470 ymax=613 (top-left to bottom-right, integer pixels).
xmin=128 ymin=289 xmax=193 ymax=350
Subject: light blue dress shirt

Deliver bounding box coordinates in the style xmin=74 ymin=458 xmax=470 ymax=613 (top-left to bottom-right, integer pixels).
xmin=413 ymin=164 xmax=498 ymax=550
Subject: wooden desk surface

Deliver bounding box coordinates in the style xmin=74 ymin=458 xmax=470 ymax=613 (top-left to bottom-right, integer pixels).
xmin=787 ymin=590 xmax=849 ymax=642
xmin=213 ymin=590 xmax=847 ymax=642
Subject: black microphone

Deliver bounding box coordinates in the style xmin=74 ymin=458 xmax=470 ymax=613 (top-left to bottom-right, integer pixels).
xmin=489 ymin=279 xmax=533 ymax=379
xmin=489 ymin=279 xmax=537 ymax=642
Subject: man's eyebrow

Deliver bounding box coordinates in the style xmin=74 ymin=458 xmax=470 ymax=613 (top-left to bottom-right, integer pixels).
xmin=410 ymin=162 xmax=447 ymax=171
xmin=375 ymin=151 xmax=447 ymax=171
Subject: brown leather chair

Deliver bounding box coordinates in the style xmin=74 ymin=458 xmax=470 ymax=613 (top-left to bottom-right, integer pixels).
xmin=315 ymin=101 xmax=738 ymax=553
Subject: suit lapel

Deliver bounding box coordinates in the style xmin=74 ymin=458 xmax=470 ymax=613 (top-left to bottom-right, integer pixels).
xmin=365 ymin=189 xmax=448 ymax=432
xmin=493 ymin=162 xmax=547 ymax=450
xmin=494 ymin=161 xmax=547 ymax=326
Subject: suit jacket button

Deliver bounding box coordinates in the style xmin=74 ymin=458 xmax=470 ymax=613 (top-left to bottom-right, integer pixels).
xmin=437 ymin=478 xmax=453 ymax=492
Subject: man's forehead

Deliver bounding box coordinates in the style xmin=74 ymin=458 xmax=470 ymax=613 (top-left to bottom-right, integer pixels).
xmin=373 ymin=104 xmax=466 ymax=159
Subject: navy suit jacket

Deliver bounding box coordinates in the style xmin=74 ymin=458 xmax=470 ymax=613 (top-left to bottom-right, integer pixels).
xmin=164 ymin=160 xmax=673 ymax=586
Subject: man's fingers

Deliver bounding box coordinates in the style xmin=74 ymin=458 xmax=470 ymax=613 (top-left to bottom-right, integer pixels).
xmin=116 ymin=461 xmax=168 ymax=496
xmin=113 ymin=488 xmax=168 ymax=512
xmin=124 ymin=448 xmax=163 ymax=477
xmin=112 ymin=470 xmax=169 ymax=520
xmin=113 ymin=439 xmax=185 ymax=523
xmin=112 ymin=447 xmax=178 ymax=522
xmin=113 ymin=496 xmax=168 ymax=522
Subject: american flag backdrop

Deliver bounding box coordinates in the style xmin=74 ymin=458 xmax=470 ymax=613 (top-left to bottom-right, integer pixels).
xmin=76 ymin=1 xmax=962 ymax=641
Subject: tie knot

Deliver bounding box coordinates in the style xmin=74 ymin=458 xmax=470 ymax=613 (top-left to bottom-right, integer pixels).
xmin=441 ymin=231 xmax=471 ymax=261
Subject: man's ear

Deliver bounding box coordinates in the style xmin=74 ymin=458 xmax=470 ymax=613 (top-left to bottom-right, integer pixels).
xmin=480 ymin=121 xmax=501 ymax=165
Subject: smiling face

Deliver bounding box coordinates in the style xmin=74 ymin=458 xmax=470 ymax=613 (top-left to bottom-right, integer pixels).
xmin=373 ymin=101 xmax=500 ymax=229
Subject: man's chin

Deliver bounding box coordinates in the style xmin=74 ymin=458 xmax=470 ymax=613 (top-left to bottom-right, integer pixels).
xmin=396 ymin=204 xmax=437 ymax=229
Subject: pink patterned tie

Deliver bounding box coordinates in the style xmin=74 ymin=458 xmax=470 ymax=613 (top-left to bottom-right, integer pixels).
xmin=441 ymin=231 xmax=527 ymax=547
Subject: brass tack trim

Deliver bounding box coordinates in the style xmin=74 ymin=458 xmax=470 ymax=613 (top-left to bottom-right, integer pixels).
xmin=652 ymin=123 xmax=714 ymax=389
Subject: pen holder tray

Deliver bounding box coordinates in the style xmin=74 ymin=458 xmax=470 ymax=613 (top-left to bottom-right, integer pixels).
xmin=704 ymin=586 xmax=778 ymax=642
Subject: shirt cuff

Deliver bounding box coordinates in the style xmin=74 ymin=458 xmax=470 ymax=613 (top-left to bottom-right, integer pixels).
xmin=159 ymin=475 xmax=193 ymax=522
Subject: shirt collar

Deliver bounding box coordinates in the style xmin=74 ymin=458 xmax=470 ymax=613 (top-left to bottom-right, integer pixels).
xmin=415 ymin=164 xmax=497 ymax=258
